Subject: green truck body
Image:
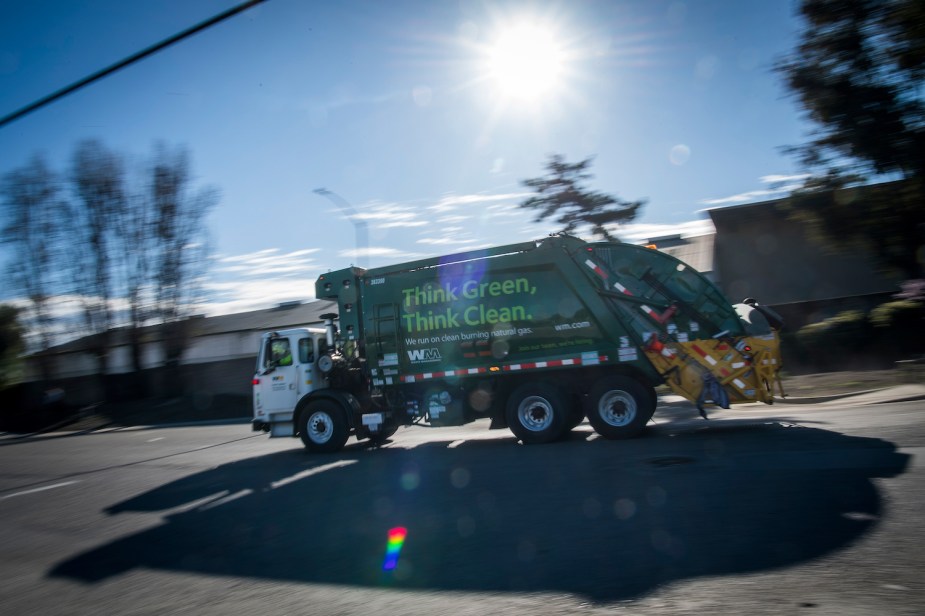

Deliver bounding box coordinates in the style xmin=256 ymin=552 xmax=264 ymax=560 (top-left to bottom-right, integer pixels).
xmin=253 ymin=234 xmax=780 ymax=452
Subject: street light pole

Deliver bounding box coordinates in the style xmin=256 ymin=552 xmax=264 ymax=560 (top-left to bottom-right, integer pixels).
xmin=313 ymin=188 xmax=369 ymax=270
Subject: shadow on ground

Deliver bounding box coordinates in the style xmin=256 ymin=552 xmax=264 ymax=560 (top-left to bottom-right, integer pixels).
xmin=49 ymin=420 xmax=909 ymax=602
xmin=0 ymin=393 xmax=250 ymax=434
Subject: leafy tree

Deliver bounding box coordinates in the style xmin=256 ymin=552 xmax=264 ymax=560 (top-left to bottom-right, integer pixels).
xmin=0 ymin=305 xmax=24 ymax=390
xmin=519 ymin=154 xmax=644 ymax=241
xmin=0 ymin=156 xmax=67 ymax=383
xmin=777 ymin=0 xmax=925 ymax=278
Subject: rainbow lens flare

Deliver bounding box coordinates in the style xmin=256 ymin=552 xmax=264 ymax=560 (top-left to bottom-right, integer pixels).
xmin=382 ymin=526 xmax=407 ymax=571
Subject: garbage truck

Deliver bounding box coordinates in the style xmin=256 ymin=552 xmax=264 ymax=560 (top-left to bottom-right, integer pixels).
xmin=252 ymin=233 xmax=784 ymax=452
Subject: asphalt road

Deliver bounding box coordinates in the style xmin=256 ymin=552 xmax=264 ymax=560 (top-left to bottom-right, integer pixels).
xmin=0 ymin=395 xmax=922 ymax=615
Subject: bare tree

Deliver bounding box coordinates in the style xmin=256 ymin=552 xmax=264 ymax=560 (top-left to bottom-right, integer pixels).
xmin=68 ymin=140 xmax=128 ymax=393
xmin=0 ymin=156 xmax=67 ymax=384
xmin=114 ymin=188 xmax=154 ymax=387
xmin=148 ymin=143 xmax=217 ymax=373
xmin=3 ymin=141 xmax=218 ymax=397
xmin=0 ymin=304 xmax=24 ymax=390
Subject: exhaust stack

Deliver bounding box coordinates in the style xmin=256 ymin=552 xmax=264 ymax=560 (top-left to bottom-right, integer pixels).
xmin=320 ymin=313 xmax=338 ymax=348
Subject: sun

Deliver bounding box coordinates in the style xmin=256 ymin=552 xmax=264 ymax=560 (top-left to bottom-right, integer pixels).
xmin=485 ymin=23 xmax=566 ymax=101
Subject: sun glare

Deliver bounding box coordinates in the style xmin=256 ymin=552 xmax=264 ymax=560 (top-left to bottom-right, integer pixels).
xmin=486 ymin=23 xmax=565 ymax=101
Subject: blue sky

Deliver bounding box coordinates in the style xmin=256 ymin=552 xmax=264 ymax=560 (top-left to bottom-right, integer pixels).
xmin=1 ymin=0 xmax=810 ymax=317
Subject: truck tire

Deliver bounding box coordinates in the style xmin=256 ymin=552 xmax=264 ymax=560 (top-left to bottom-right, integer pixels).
xmin=299 ymin=399 xmax=349 ymax=453
xmin=585 ymin=375 xmax=654 ymax=440
xmin=505 ymin=382 xmax=569 ymax=444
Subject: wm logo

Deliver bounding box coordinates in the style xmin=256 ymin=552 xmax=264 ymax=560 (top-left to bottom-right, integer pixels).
xmin=408 ymin=348 xmax=442 ymax=362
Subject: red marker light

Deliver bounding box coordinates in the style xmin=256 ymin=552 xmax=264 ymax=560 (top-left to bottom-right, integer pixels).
xmin=252 ymin=378 xmax=260 ymax=385
xmin=645 ymin=334 xmax=664 ymax=353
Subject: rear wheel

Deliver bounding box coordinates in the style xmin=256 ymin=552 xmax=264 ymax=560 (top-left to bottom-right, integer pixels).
xmin=584 ymin=376 xmax=654 ymax=440
xmin=299 ymin=399 xmax=349 ymax=453
xmin=505 ymin=382 xmax=569 ymax=444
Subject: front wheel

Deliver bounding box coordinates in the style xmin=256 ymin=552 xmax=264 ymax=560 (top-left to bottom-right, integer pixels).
xmin=299 ymin=399 xmax=349 ymax=453
xmin=505 ymin=382 xmax=569 ymax=444
xmin=584 ymin=376 xmax=654 ymax=440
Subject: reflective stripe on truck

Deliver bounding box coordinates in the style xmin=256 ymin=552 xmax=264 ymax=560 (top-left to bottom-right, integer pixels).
xmin=387 ymin=352 xmax=611 ymax=385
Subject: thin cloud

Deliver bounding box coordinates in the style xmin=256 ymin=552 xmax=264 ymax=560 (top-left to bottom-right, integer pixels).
xmin=437 ymin=215 xmax=471 ymax=224
xmin=428 ymin=191 xmax=531 ymax=212
xmin=484 ymin=202 xmax=529 ymax=219
xmin=699 ymin=173 xmax=809 ymax=206
xmin=217 ymin=248 xmax=320 ymax=264
xmin=699 ymin=189 xmax=780 ymax=206
xmin=219 ymin=262 xmax=319 ymax=276
xmin=416 ymin=237 xmax=482 ymax=246
xmin=214 ymin=248 xmax=320 ymax=277
xmin=200 ymin=278 xmax=316 ymax=315
xmin=350 ymin=201 xmax=426 ymax=229
xmin=218 ymin=248 xmax=279 ymax=263
xmin=412 ymin=191 xmax=539 ymax=251
xmin=759 ymin=173 xmax=810 ymax=185
xmin=378 ymin=220 xmax=428 ymax=228
xmin=337 ymin=246 xmax=425 ymax=260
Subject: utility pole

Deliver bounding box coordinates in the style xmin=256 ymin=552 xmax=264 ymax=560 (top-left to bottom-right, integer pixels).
xmin=313 ymin=188 xmax=369 ymax=269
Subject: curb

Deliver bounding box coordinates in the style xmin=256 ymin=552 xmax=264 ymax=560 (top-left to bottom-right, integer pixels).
xmin=0 ymin=415 xmax=98 ymax=441
xmin=112 ymin=417 xmax=252 ymax=431
xmin=775 ymin=388 xmax=888 ymax=404
xmin=1 ymin=417 xmax=252 ymax=441
xmin=777 ymin=387 xmax=925 ymax=405
xmin=657 ymin=386 xmax=925 ymax=408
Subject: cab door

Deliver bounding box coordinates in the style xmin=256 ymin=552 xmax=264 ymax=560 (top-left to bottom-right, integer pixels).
xmin=295 ymin=334 xmax=324 ymax=397
xmin=256 ymin=335 xmax=300 ymax=414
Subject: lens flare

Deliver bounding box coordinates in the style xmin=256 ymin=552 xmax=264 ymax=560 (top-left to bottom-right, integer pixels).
xmin=382 ymin=526 xmax=407 ymax=571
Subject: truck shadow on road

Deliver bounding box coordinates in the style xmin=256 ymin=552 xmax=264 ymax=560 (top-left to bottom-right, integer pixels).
xmin=49 ymin=419 xmax=910 ymax=602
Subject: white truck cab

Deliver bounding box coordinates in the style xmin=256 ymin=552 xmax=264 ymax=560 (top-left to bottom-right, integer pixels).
xmin=252 ymin=327 xmax=328 ymax=437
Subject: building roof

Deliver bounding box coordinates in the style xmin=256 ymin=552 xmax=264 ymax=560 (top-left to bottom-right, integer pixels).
xmin=190 ymin=300 xmax=337 ymax=336
xmin=42 ymin=300 xmax=337 ymax=355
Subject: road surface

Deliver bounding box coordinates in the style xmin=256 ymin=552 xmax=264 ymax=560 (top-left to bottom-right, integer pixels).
xmin=0 ymin=393 xmax=922 ymax=615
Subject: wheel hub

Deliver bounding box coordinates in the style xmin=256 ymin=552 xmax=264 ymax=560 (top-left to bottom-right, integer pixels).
xmin=600 ymin=391 xmax=636 ymax=427
xmin=519 ymin=396 xmax=553 ymax=431
xmin=308 ymin=411 xmax=334 ymax=443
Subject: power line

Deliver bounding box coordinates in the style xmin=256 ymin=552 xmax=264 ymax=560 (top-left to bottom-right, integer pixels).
xmin=0 ymin=0 xmax=268 ymax=129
